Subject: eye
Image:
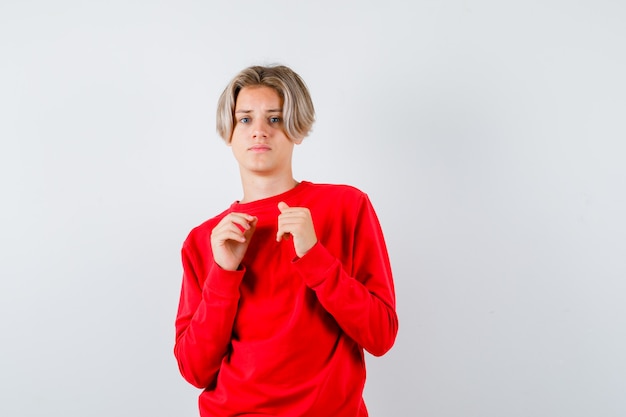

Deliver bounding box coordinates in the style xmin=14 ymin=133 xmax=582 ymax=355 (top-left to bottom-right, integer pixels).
xmin=269 ymin=116 xmax=281 ymax=123
xmin=239 ymin=117 xmax=250 ymax=124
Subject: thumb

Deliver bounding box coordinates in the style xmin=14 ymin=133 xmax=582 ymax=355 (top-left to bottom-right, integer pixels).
xmin=244 ymin=216 xmax=258 ymax=239
xmin=278 ymin=201 xmax=290 ymax=212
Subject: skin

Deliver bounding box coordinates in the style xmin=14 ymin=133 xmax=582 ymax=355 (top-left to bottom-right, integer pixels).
xmin=210 ymin=86 xmax=318 ymax=271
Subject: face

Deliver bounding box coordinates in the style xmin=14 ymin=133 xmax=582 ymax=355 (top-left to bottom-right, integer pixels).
xmin=230 ymin=86 xmax=299 ymax=178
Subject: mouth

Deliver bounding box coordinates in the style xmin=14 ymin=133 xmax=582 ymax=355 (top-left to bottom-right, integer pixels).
xmin=249 ymin=145 xmax=271 ymax=152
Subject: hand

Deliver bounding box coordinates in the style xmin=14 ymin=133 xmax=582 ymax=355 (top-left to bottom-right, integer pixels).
xmin=210 ymin=212 xmax=257 ymax=271
xmin=276 ymin=202 xmax=317 ymax=258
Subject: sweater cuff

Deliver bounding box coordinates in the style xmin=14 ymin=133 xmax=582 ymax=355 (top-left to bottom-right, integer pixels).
xmin=204 ymin=263 xmax=246 ymax=298
xmin=293 ymin=241 xmax=338 ymax=287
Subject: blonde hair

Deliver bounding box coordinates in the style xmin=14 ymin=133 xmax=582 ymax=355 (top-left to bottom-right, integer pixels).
xmin=216 ymin=65 xmax=315 ymax=143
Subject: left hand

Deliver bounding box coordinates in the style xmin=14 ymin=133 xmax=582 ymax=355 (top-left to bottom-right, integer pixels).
xmin=277 ymin=201 xmax=318 ymax=258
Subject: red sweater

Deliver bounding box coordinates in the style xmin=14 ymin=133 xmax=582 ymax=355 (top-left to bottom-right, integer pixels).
xmin=174 ymin=181 xmax=398 ymax=416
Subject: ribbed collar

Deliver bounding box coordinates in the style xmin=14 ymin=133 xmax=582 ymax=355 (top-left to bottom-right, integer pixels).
xmin=229 ymin=181 xmax=311 ymax=213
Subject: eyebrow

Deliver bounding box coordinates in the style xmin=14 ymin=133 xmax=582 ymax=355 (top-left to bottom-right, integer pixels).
xmin=235 ymin=108 xmax=283 ymax=114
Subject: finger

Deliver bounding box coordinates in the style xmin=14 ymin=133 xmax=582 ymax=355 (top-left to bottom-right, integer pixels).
xmin=278 ymin=206 xmax=310 ymax=217
xmin=276 ymin=232 xmax=291 ymax=242
xmin=247 ymin=216 xmax=258 ymax=228
xmin=278 ymin=213 xmax=308 ymax=224
xmin=276 ymin=226 xmax=299 ymax=243
xmin=214 ymin=219 xmax=253 ymax=242
xmin=230 ymin=212 xmax=256 ymax=224
xmin=214 ymin=228 xmax=247 ymax=243
xmin=277 ymin=202 xmax=291 ymax=241
xmin=276 ymin=224 xmax=292 ymax=242
xmin=277 ymin=214 xmax=310 ymax=231
xmin=277 ymin=201 xmax=290 ymax=213
xmin=276 ymin=227 xmax=285 ymax=242
xmin=243 ymin=217 xmax=258 ymax=239
xmin=228 ymin=213 xmax=257 ymax=232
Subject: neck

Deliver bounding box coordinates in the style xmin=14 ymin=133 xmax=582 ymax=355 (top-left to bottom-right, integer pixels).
xmin=239 ymin=172 xmax=299 ymax=203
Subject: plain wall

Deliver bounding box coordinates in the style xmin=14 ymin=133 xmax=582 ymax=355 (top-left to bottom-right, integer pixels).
xmin=1 ymin=1 xmax=625 ymax=416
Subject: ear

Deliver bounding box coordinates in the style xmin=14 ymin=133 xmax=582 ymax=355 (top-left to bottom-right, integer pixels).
xmin=292 ymin=137 xmax=304 ymax=145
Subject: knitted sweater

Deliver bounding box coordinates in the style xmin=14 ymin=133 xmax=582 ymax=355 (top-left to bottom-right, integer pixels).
xmin=174 ymin=181 xmax=398 ymax=416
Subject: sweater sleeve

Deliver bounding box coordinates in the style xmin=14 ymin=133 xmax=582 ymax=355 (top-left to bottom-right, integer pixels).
xmin=174 ymin=242 xmax=244 ymax=389
xmin=293 ymin=194 xmax=398 ymax=356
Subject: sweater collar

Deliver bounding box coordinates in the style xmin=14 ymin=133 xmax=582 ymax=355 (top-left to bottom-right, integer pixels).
xmin=229 ymin=181 xmax=310 ymax=213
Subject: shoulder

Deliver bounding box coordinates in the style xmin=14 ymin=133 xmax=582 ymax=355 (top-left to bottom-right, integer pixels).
xmin=298 ymin=181 xmax=374 ymax=218
xmin=303 ymin=181 xmax=368 ymax=201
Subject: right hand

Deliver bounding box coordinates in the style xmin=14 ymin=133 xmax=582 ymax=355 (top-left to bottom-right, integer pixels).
xmin=210 ymin=212 xmax=257 ymax=271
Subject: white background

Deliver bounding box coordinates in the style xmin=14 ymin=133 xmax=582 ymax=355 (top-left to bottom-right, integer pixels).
xmin=1 ymin=1 xmax=625 ymax=416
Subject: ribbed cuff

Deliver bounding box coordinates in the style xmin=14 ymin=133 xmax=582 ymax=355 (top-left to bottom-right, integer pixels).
xmin=292 ymin=242 xmax=338 ymax=288
xmin=204 ymin=263 xmax=246 ymax=298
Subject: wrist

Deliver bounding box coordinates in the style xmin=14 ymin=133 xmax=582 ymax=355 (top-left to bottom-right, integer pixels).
xmin=215 ymin=260 xmax=241 ymax=271
xmin=296 ymin=239 xmax=318 ymax=258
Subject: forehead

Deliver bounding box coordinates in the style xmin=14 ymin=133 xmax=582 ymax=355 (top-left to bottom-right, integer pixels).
xmin=235 ymin=86 xmax=282 ymax=110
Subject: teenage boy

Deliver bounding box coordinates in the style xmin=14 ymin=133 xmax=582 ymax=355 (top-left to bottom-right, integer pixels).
xmin=174 ymin=65 xmax=398 ymax=416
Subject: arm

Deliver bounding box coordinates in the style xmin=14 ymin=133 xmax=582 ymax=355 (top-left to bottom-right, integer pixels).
xmin=174 ymin=250 xmax=244 ymax=389
xmin=174 ymin=213 xmax=256 ymax=388
xmin=292 ymin=194 xmax=398 ymax=356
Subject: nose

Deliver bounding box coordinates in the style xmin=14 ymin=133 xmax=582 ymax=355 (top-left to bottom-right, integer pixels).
xmin=251 ymin=119 xmax=268 ymax=140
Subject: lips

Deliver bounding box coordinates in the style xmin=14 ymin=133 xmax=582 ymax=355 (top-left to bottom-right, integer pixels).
xmin=249 ymin=145 xmax=271 ymax=152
